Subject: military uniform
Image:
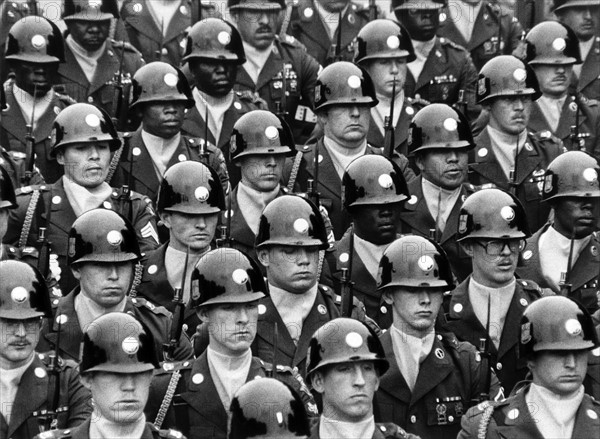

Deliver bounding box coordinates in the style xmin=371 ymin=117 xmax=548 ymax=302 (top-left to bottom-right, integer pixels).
xmin=457 ymin=384 xmax=600 ymax=439
xmin=234 ymin=35 xmax=321 ymax=144
xmin=437 ymin=1 xmax=525 ymax=71
xmin=57 ymin=39 xmax=144 ymax=117
xmin=35 ymin=419 xmax=186 ymax=439
xmin=577 ymin=35 xmax=600 ymax=101
xmin=1 ymin=84 xmax=75 ymax=184
xmin=37 ymin=287 xmax=193 ymax=362
xmin=469 ymin=129 xmax=564 ymax=233
xmin=367 ymin=98 xmax=420 ymax=157
xmin=375 ymin=331 xmax=489 ymax=439
xmin=586 ymin=325 xmax=600 ymax=399
xmin=516 ymin=224 xmax=600 ymax=314
xmin=308 ymin=421 xmax=417 ymax=439
xmin=3 ymin=179 xmax=160 ymax=295
xmin=0 ymin=145 xmax=44 ymax=188
xmin=440 ymin=277 xmax=546 ymax=395
xmin=288 ymin=0 xmax=369 ymax=66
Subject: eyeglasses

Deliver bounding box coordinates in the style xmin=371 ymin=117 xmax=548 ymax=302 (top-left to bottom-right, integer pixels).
xmin=476 ymin=239 xmax=526 ymax=256
xmin=1 ymin=318 xmax=42 ymax=334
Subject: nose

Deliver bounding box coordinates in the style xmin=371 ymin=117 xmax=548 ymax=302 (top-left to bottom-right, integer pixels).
xmin=352 ymin=364 xmax=367 ymax=386
xmin=563 ymin=353 xmax=577 ymax=368
xmin=14 ymin=322 xmax=27 ymax=337
xmin=237 ymin=307 xmax=250 ymax=324
xmin=120 ymin=374 xmax=136 ymax=391
xmin=499 ymin=241 xmax=513 ymax=256
xmin=349 ymin=105 xmax=361 ymax=117
xmin=418 ymin=291 xmax=432 ymax=305
xmin=297 ymin=248 xmax=310 ymax=265
xmin=258 ymin=12 xmax=270 ymax=24
xmin=513 ymin=98 xmax=525 ymax=110
xmin=583 ymin=7 xmax=592 ymax=19
xmin=107 ymin=264 xmax=120 ymax=279
xmin=89 ymin=145 xmax=101 ymax=159
xmin=390 ymin=61 xmax=400 ymax=75
xmin=195 ymin=216 xmax=207 ymax=229
xmin=446 ymin=150 xmax=459 ymax=162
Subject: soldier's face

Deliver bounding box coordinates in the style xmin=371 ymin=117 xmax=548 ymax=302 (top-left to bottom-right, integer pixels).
xmin=395 ymin=9 xmax=440 ymax=42
xmin=56 ymin=142 xmax=111 ymax=188
xmin=415 ymin=148 xmax=468 ymax=190
xmin=319 ymin=105 xmax=370 ymax=148
xmin=239 ymin=154 xmax=286 ymax=192
xmin=67 ymin=20 xmax=111 ymax=52
xmin=350 ymin=203 xmax=401 ymax=245
xmin=258 ymin=245 xmax=320 ymax=294
xmin=12 ymin=61 xmax=58 ymax=97
xmin=0 ymin=317 xmax=41 ymax=369
xmin=551 ymin=197 xmax=598 ymax=239
xmin=160 ymin=211 xmax=219 ymax=253
xmin=532 ymin=64 xmax=573 ymax=99
xmin=81 ymin=371 xmax=153 ymax=423
xmin=141 ymin=102 xmax=187 ymax=139
xmin=189 ymin=59 xmax=237 ymax=97
xmin=487 ymin=96 xmax=532 ymax=135
xmin=364 ymin=58 xmax=407 ymax=100
xmin=383 ymin=287 xmax=444 ymax=336
xmin=316 ymin=0 xmax=350 ymax=13
xmin=463 ymin=239 xmax=519 ymax=288
xmin=311 ymin=361 xmax=379 ymax=422
xmin=528 ymin=350 xmax=588 ymax=396
xmin=201 ymin=302 xmax=259 ymax=355
xmin=72 ymin=261 xmax=134 ymax=308
xmin=557 ymin=6 xmax=599 ymax=41
xmin=234 ymin=10 xmax=281 ymax=50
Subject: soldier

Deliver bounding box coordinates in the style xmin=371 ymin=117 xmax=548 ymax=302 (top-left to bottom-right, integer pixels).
xmin=437 ymin=0 xmax=525 ymax=71
xmin=229 ymin=0 xmax=321 ymax=144
xmin=0 ymin=260 xmax=91 ymax=439
xmin=35 ymin=312 xmax=186 ymax=439
xmin=469 ymin=55 xmax=564 ymax=233
xmin=302 ymin=61 xmax=415 ymax=239
xmin=2 ymin=16 xmax=75 ymax=184
xmin=553 ymin=0 xmax=600 ymax=100
xmin=526 ymin=20 xmax=600 ymax=160
xmin=400 ymin=104 xmax=476 ymax=282
xmin=392 ymin=0 xmax=481 ymax=122
xmin=288 ymin=0 xmax=370 ymax=66
xmin=115 ymin=62 xmax=229 ymax=202
xmin=3 ymin=103 xmax=160 ymax=295
xmin=135 ymin=161 xmax=225 ymax=338
xmin=36 ymin=208 xmax=193 ymax=362
xmin=57 ymin=0 xmax=145 ymax=121
xmin=374 ymin=236 xmax=497 ymax=438
xmin=517 ymin=151 xmax=600 ymax=313
xmin=181 ymin=18 xmax=267 ymax=187
xmin=146 ymin=247 xmax=316 ymax=439
xmin=306 ymin=318 xmax=419 ymax=439
xmin=228 ymin=378 xmax=311 ymax=439
xmin=324 ymin=154 xmax=409 ymax=329
xmin=440 ymin=188 xmax=549 ymax=396
xmin=0 ymin=166 xmax=17 ymax=259
xmin=458 ymin=296 xmax=600 ymax=439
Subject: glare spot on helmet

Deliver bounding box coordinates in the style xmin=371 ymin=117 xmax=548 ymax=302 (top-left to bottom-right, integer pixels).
xmin=500 ymin=206 xmax=515 ymax=222
xmin=164 ymin=73 xmax=179 ymax=87
xmin=194 ymin=186 xmax=210 ymax=202
xmin=347 ymin=75 xmax=361 ymax=89
xmin=345 ymin=332 xmax=363 ymax=349
xmin=417 ymin=255 xmax=435 ymax=273
xmin=512 ymin=68 xmax=527 ymax=82
xmin=10 ymin=286 xmax=29 ymax=304
xmin=339 ymin=252 xmax=350 ymax=263
xmin=265 ymin=126 xmax=279 ymax=140
xmin=443 ymin=118 xmax=458 ymax=132
xmin=232 ymin=268 xmax=249 ymax=285
xmin=31 ymin=35 xmax=46 ymax=49
xmin=56 ymin=314 xmax=68 ymax=325
xmin=378 ymin=174 xmax=393 ymax=189
xmin=276 ymin=411 xmax=284 ymax=426
xmin=293 ymin=218 xmax=309 ymax=234
xmin=85 ymin=113 xmax=101 ymax=128
xmin=583 ymin=167 xmax=598 ymax=182
xmin=386 ymin=35 xmax=400 ymax=50
xmin=564 ymin=318 xmax=582 ymax=336
xmin=122 ymin=336 xmax=140 ymax=355
xmin=132 ymin=147 xmax=142 ymax=157
xmin=217 ymin=31 xmax=231 ymax=46
xmin=106 ymin=230 xmax=123 ymax=246
xmin=552 ymin=38 xmax=566 ymax=52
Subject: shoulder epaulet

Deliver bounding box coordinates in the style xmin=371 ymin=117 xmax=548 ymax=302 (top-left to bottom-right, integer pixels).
xmin=15 ymin=184 xmax=49 ymax=196
xmin=110 ymin=39 xmax=142 ymax=55
xmin=406 ymin=95 xmax=430 ymax=110
xmin=278 ymin=33 xmax=300 ymax=47
xmin=530 ymin=130 xmax=560 ymax=144
xmin=54 ymin=92 xmax=77 ymax=106
xmin=235 ymin=90 xmax=263 ymax=105
xmin=156 ymin=359 xmax=193 ymax=375
xmin=375 ymin=423 xmax=411 ymax=439
xmin=157 ymin=428 xmax=186 ymax=439
xmin=439 ymin=37 xmax=466 ymax=51
xmin=299 ymin=143 xmax=315 ymax=154
xmin=516 ymin=278 xmax=543 ymax=294
xmin=130 ymin=296 xmax=170 ymax=316
xmin=34 ymin=428 xmax=73 ymax=439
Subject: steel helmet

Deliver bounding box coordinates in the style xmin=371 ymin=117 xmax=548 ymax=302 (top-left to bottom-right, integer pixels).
xmin=80 ymin=312 xmax=159 ymax=374
xmin=130 ymin=62 xmax=195 ymax=110
xmin=67 ymin=208 xmax=141 ymax=265
xmin=526 ymin=21 xmax=581 ymax=65
xmin=376 ymin=235 xmax=455 ymax=290
xmin=457 ymin=188 xmax=531 ymax=241
xmin=519 ymin=296 xmax=598 ymax=359
xmin=0 ymin=165 xmax=17 ymax=209
xmin=157 ymin=161 xmax=226 ymax=214
xmin=5 ymin=16 xmax=65 ymax=64
xmin=354 ymin=19 xmax=416 ymax=65
xmin=0 ymin=260 xmax=51 ymax=319
xmin=408 ymin=103 xmax=474 ymax=155
xmin=542 ymin=151 xmax=600 ymax=201
xmin=228 ymin=0 xmax=285 ymax=10
xmin=228 ymin=378 xmax=311 ymax=439
xmin=306 ymin=318 xmax=389 ymax=385
xmin=189 ymin=247 xmax=266 ymax=308
xmin=230 ymin=110 xmax=294 ymax=162
xmin=476 ymin=56 xmax=541 ymax=104
xmin=50 ymin=103 xmax=121 ymax=156
xmin=255 ymin=195 xmax=328 ymax=250
xmin=552 ymin=0 xmax=600 ymax=12
xmin=392 ymin=0 xmax=445 ymax=10
xmin=63 ymin=0 xmax=120 ymax=21
xmin=342 ymin=155 xmax=409 ymax=209
xmin=314 ymin=62 xmax=378 ymax=112
xmin=183 ymin=18 xmax=245 ymax=64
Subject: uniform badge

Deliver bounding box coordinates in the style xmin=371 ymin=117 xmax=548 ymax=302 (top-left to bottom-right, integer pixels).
xmin=345 ymin=332 xmax=363 ymax=349
xmin=85 ymin=113 xmax=100 ymax=128
xmin=520 ymin=322 xmax=531 ymax=344
xmin=191 ymin=279 xmax=200 ymax=301
xmin=265 ymin=126 xmax=279 ymax=140
xmin=318 ymin=304 xmax=327 ymax=315
xmin=543 ymin=173 xmax=553 ymax=193
xmin=458 ymin=214 xmax=468 ymax=234
xmin=583 ymin=168 xmax=598 ymax=182
xmin=258 ymin=304 xmax=267 ymax=315
xmin=591 ymin=246 xmax=598 ymax=257
xmin=347 ymin=75 xmax=361 ymax=89
xmin=179 ymin=5 xmax=188 ymax=15
xmin=293 ymin=218 xmax=309 ymax=234
xmin=418 ymin=255 xmax=435 ymax=273
xmin=443 ymin=118 xmax=458 ymax=132
xmin=122 ymin=336 xmax=140 ymax=355
xmin=217 ymin=31 xmax=231 ymax=46
xmin=192 ymin=373 xmax=204 ymax=384
xmin=386 ymin=36 xmax=400 ymax=50
xmin=552 ymin=38 xmax=566 ymax=52
xmin=11 ymin=286 xmax=28 ymax=303
xmin=163 ymin=73 xmax=178 ymax=87
xmin=436 ymin=403 xmax=447 ymax=424
xmin=232 ymin=269 xmax=249 ymax=285
xmin=477 ymin=78 xmax=487 ymax=96
xmin=565 ymin=318 xmax=582 ymax=336
xmin=106 ymin=230 xmax=123 ymax=246
xmin=348 ymin=13 xmax=355 ymax=24
xmin=31 ymin=34 xmax=46 ymax=49
xmin=500 ymin=206 xmax=515 ymax=222
xmin=378 ymin=174 xmax=393 ymax=189
xmin=434 ymin=348 xmax=445 ymax=359
xmin=303 ymin=7 xmax=313 ymax=18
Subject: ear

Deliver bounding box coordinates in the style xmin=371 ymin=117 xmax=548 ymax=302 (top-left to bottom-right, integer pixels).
xmin=160 ymin=212 xmax=172 ymax=230
xmin=256 ymin=248 xmax=270 ymax=268
xmin=197 ymin=307 xmax=210 ymax=322
xmin=382 ymin=290 xmax=394 ymax=305
xmin=311 ymin=370 xmax=325 ymax=394
xmin=71 ymin=265 xmax=82 ymax=280
xmin=56 ymin=150 xmax=65 ymax=166
xmin=414 ymin=154 xmax=425 ymax=173
xmin=80 ymin=373 xmax=92 ymax=390
xmin=461 ymin=241 xmax=474 ymax=257
xmin=317 ymin=111 xmax=328 ymax=128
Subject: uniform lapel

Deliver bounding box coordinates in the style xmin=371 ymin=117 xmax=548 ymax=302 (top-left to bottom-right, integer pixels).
xmin=2 ymin=87 xmax=28 ymax=141
xmin=256 ymin=47 xmax=284 ymax=92
xmin=516 ymin=226 xmax=547 ymax=289
xmin=470 ymin=128 xmax=509 ymax=187
xmin=124 ymin=2 xmax=161 ymax=43
xmin=401 ymin=177 xmax=436 ymax=237
xmin=468 ymin=6 xmax=498 ymax=52
xmin=58 ymin=45 xmax=90 ymax=90
xmin=164 ymin=4 xmax=190 ymax=43
xmin=378 ymin=331 xmax=411 ymax=404
xmin=256 ymin=296 xmax=297 ymax=361
xmin=127 ymin=129 xmax=162 ymax=197
xmin=411 ymin=336 xmax=455 ymax=404
xmin=497 ymin=283 xmax=530 ymax=359
xmin=569 ymin=236 xmax=600 ymax=292
xmin=438 ymin=20 xmax=468 ymax=48
xmin=528 ymin=102 xmax=551 ymax=134
xmin=415 ymin=39 xmax=450 ymax=91
xmin=88 ymin=47 xmax=121 ymax=95
xmin=578 ymin=39 xmax=600 ymax=92
xmin=294 ymin=290 xmax=334 ymax=367
xmin=44 ymin=289 xmax=85 ymax=361
xmin=181 ymin=105 xmax=205 ymax=139
xmin=572 ymin=395 xmax=600 ymax=437
xmin=48 ymin=180 xmax=78 ymax=236
xmin=497 ymin=389 xmax=545 ymax=439
xmin=514 ymin=135 xmax=542 ymax=186
xmin=229 ymin=186 xmax=257 ymax=249
xmin=310 ymin=140 xmax=342 ymax=202
xmin=293 ymin=0 xmax=330 ymax=54
xmin=439 ymin=185 xmax=469 ymax=245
